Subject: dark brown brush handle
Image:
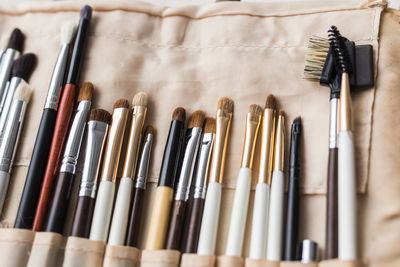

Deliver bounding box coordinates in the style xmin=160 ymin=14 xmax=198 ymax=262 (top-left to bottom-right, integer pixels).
xmin=166 ymin=200 xmax=187 ymax=250
xmin=70 ymin=196 xmax=95 ymax=238
xmin=184 ymin=197 xmax=205 ymax=253
xmin=325 ymin=147 xmax=338 ymax=259
xmin=125 ymin=188 xmax=145 ymax=247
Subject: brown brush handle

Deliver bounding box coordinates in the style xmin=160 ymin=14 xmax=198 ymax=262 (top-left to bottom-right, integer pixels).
xmin=184 ymin=197 xmax=205 ymax=253
xmin=33 ymin=83 xmax=77 ymax=231
xmin=325 ymin=147 xmax=338 ymax=259
xmin=125 ymin=188 xmax=145 ymax=247
xmin=166 ymin=200 xmax=187 ymax=250
xmin=70 ymin=196 xmax=95 ymax=238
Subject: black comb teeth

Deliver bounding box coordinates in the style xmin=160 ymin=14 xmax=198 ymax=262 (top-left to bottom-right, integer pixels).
xmin=328 ymin=26 xmax=351 ymax=74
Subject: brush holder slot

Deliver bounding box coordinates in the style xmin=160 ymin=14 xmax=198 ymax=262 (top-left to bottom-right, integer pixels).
xmin=217 ymin=255 xmax=244 ymax=267
xmin=62 ymin=236 xmax=105 ymax=267
xmin=181 ymin=253 xmax=216 ymax=267
xmin=102 ymin=244 xmax=140 ymax=267
xmin=26 ymin=232 xmax=66 ymax=267
xmin=318 ymin=259 xmax=364 ymax=267
xmin=0 ymin=228 xmax=35 ymax=267
xmin=140 ymin=249 xmax=181 ymax=267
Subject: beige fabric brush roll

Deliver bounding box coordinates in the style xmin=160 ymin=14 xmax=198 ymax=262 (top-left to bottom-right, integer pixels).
xmin=26 ymin=232 xmax=66 ymax=267
xmin=102 ymin=245 xmax=140 ymax=267
xmin=0 ymin=228 xmax=35 ymax=267
xmin=62 ymin=237 xmax=105 ymax=267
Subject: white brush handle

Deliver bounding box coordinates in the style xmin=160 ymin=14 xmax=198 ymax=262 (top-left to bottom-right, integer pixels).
xmin=89 ymin=181 xmax=115 ymax=242
xmin=226 ymin=168 xmax=251 ymax=256
xmin=266 ymin=170 xmax=285 ymax=261
xmin=338 ymin=131 xmax=357 ymax=260
xmin=249 ymin=183 xmax=270 ymax=259
xmin=0 ymin=170 xmax=10 ymax=214
xmin=197 ymin=181 xmax=221 ymax=255
xmin=108 ymin=177 xmax=133 ymax=245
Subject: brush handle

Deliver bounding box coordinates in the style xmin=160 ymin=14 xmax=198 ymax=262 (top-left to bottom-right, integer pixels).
xmin=266 ymin=170 xmax=285 ymax=261
xmin=325 ymin=147 xmax=338 ymax=259
xmin=0 ymin=171 xmax=10 ymax=214
xmin=15 ymin=108 xmax=57 ymax=229
xmin=338 ymin=131 xmax=357 ymax=260
xmin=226 ymin=168 xmax=251 ymax=256
xmin=70 ymin=196 xmax=95 ymax=238
xmin=125 ymin=187 xmax=145 ymax=247
xmin=166 ymin=200 xmax=187 ymax=250
xmin=284 ymin=171 xmax=300 ymax=260
xmin=249 ymin=183 xmax=270 ymax=259
xmin=108 ymin=177 xmax=134 ymax=246
xmin=184 ymin=197 xmax=205 ymax=253
xmin=197 ymin=181 xmax=221 ymax=255
xmin=33 ymin=83 xmax=77 ymax=231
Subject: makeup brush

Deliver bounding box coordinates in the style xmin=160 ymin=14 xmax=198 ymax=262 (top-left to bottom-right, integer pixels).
xmin=44 ymin=83 xmax=93 ymax=234
xmin=249 ymin=95 xmax=276 ymax=259
xmin=89 ymin=99 xmax=130 ymax=242
xmin=284 ymin=117 xmax=302 ymax=261
xmin=145 ymin=107 xmax=186 ymax=250
xmin=70 ymin=109 xmax=111 ymax=238
xmin=166 ymin=110 xmax=205 ymax=250
xmin=198 ymin=97 xmax=233 ymax=255
xmin=108 ymin=92 xmax=148 ymax=246
xmin=226 ymin=104 xmax=262 ymax=257
xmin=15 ymin=21 xmax=77 ymax=229
xmin=266 ymin=110 xmax=286 ymax=261
xmin=125 ymin=125 xmax=154 ymax=247
xmin=0 ymin=81 xmax=31 ymax=214
xmin=33 ymin=5 xmax=92 ymax=231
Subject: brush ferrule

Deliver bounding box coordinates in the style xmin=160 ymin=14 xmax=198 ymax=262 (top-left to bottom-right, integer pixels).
xmin=329 ymin=98 xmax=338 ymax=148
xmin=208 ymin=109 xmax=232 ymax=184
xmin=60 ymin=100 xmax=91 ymax=174
xmin=45 ymin=43 xmax=70 ymax=110
xmin=136 ymin=132 xmax=154 ymax=190
xmin=258 ymin=108 xmax=276 ymax=184
xmin=339 ymin=73 xmax=353 ymax=132
xmin=241 ymin=112 xmax=261 ymax=169
xmin=0 ymin=77 xmax=22 ymax=142
xmin=193 ymin=132 xmax=214 ymax=199
xmin=0 ymin=49 xmax=19 ymax=103
xmin=122 ymin=106 xmax=147 ymax=179
xmin=79 ymin=120 xmax=108 ymax=198
xmin=273 ymin=114 xmax=285 ymax=172
xmin=175 ymin=127 xmax=202 ymax=201
xmin=0 ymin=81 xmax=10 ymax=114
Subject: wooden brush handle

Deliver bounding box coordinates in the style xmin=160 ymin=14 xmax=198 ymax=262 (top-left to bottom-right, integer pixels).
xmin=33 ymin=83 xmax=77 ymax=231
xmin=325 ymin=147 xmax=338 ymax=259
xmin=184 ymin=197 xmax=205 ymax=253
xmin=166 ymin=199 xmax=187 ymax=250
xmin=125 ymin=187 xmax=145 ymax=247
xmin=70 ymin=196 xmax=95 ymax=238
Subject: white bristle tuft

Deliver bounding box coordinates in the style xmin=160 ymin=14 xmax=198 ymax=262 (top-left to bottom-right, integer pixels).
xmin=132 ymin=92 xmax=148 ymax=107
xmin=14 ymin=80 xmax=32 ymax=103
xmin=60 ymin=20 xmax=77 ymax=44
xmin=303 ymin=35 xmax=330 ymax=80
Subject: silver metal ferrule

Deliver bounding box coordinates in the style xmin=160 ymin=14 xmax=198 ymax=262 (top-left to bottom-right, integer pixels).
xmin=329 ymin=98 xmax=338 ymax=148
xmin=301 ymin=239 xmax=318 ymax=263
xmin=60 ymin=100 xmax=91 ymax=174
xmin=0 ymin=49 xmax=19 ymax=104
xmin=0 ymin=81 xmax=10 ymax=114
xmin=79 ymin=120 xmax=109 ymax=198
xmin=175 ymin=127 xmax=202 ymax=201
xmin=0 ymin=99 xmax=26 ymax=173
xmin=135 ymin=132 xmax=154 ymax=190
xmin=45 ymin=43 xmax=70 ymax=110
xmin=0 ymin=77 xmax=22 ymax=143
xmin=193 ymin=132 xmax=214 ymax=199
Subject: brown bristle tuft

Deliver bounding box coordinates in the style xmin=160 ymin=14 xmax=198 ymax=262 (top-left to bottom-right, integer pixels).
xmin=217 ymin=97 xmax=234 ymax=113
xmin=203 ymin=117 xmax=216 ymax=134
xmin=172 ymin=107 xmax=186 ymax=122
xmin=78 ymin=82 xmax=94 ymax=102
xmin=145 ymin=125 xmax=155 ymax=135
xmin=249 ymin=104 xmax=263 ymax=116
xmin=89 ymin=109 xmax=111 ymax=124
xmin=113 ymin=98 xmax=130 ymax=109
xmin=279 ymin=110 xmax=285 ymax=117
xmin=188 ymin=110 xmax=206 ymax=128
xmin=265 ymin=94 xmax=276 ymax=110
xmin=132 ymin=92 xmax=148 ymax=107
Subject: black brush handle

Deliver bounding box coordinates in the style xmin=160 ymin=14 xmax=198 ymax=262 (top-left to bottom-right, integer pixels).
xmin=325 ymin=148 xmax=338 ymax=259
xmin=14 ymin=108 xmax=57 ymax=229
xmin=70 ymin=196 xmax=95 ymax=238
xmin=125 ymin=187 xmax=145 ymax=247
xmin=184 ymin=197 xmax=205 ymax=253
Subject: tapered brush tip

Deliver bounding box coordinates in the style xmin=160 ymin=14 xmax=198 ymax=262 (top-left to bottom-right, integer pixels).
xmin=249 ymin=104 xmax=263 ymax=117
xmin=14 ymin=80 xmax=32 ymax=103
xmin=11 ymin=53 xmax=37 ymax=81
xmin=7 ymin=28 xmax=24 ymax=52
xmin=203 ymin=117 xmax=216 ymax=134
xmin=265 ymin=94 xmax=276 ymax=110
xmin=113 ymin=98 xmax=130 ymax=109
xmin=145 ymin=125 xmax=155 ymax=135
xmin=188 ymin=110 xmax=206 ymax=128
xmin=60 ymin=20 xmax=77 ymax=44
xmin=132 ymin=92 xmax=148 ymax=107
xmin=89 ymin=109 xmax=111 ymax=124
xmin=172 ymin=107 xmax=186 ymax=122
xmin=293 ymin=116 xmax=301 ymax=124
xmin=78 ymin=82 xmax=94 ymax=102
xmin=80 ymin=5 xmax=92 ymax=20
xmin=278 ymin=110 xmax=285 ymax=117
xmin=217 ymin=97 xmax=234 ymax=113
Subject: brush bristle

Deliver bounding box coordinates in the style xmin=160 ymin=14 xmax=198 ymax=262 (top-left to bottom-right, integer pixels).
xmin=217 ymin=97 xmax=234 ymax=113
xmin=132 ymin=92 xmax=148 ymax=107
xmin=293 ymin=116 xmax=301 ymax=124
xmin=265 ymin=94 xmax=276 ymax=110
xmin=303 ymin=36 xmax=329 ymax=80
xmin=145 ymin=125 xmax=155 ymax=135
xmin=278 ymin=110 xmax=285 ymax=117
xmin=7 ymin=28 xmax=24 ymax=52
xmin=77 ymin=82 xmax=94 ymax=102
xmin=249 ymin=104 xmax=263 ymax=117
xmin=80 ymin=5 xmax=92 ymax=20
xmin=14 ymin=80 xmax=32 ymax=103
xmin=113 ymin=98 xmax=130 ymax=109
xmin=188 ymin=110 xmax=205 ymax=128
xmin=60 ymin=20 xmax=77 ymax=44
xmin=89 ymin=109 xmax=111 ymax=124
xmin=172 ymin=107 xmax=186 ymax=122
xmin=11 ymin=53 xmax=37 ymax=81
xmin=203 ymin=117 xmax=216 ymax=134
xmin=328 ymin=26 xmax=351 ymax=73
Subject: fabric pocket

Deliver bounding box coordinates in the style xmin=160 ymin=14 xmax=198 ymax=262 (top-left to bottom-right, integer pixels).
xmin=0 ymin=228 xmax=35 ymax=267
xmin=102 ymin=244 xmax=140 ymax=267
xmin=180 ymin=253 xmax=216 ymax=267
xmin=281 ymin=261 xmax=318 ymax=267
xmin=244 ymin=259 xmax=280 ymax=267
xmin=318 ymin=259 xmax=364 ymax=267
xmin=26 ymin=232 xmax=66 ymax=267
xmin=217 ymin=255 xmax=244 ymax=267
xmin=62 ymin=236 xmax=105 ymax=267
xmin=140 ymin=249 xmax=181 ymax=267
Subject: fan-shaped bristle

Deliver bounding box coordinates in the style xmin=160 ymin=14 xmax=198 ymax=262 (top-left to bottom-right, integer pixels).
xmin=77 ymin=82 xmax=94 ymax=102
xmin=7 ymin=28 xmax=24 ymax=52
xmin=217 ymin=97 xmax=234 ymax=113
xmin=303 ymin=35 xmax=330 ymax=80
xmin=249 ymin=104 xmax=263 ymax=117
xmin=113 ymin=98 xmax=130 ymax=109
xmin=265 ymin=94 xmax=276 ymax=110
xmin=132 ymin=92 xmax=148 ymax=107
xmin=203 ymin=117 xmax=216 ymax=134
xmin=11 ymin=53 xmax=37 ymax=81
xmin=328 ymin=25 xmax=351 ymax=73
xmin=145 ymin=125 xmax=155 ymax=135
xmin=172 ymin=107 xmax=186 ymax=122
xmin=188 ymin=110 xmax=205 ymax=128
xmin=80 ymin=5 xmax=92 ymax=20
xmin=89 ymin=109 xmax=111 ymax=124
xmin=60 ymin=20 xmax=77 ymax=44
xmin=14 ymin=80 xmax=32 ymax=103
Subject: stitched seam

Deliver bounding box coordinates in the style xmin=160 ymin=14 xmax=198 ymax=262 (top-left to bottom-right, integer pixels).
xmin=65 ymin=247 xmax=104 ymax=255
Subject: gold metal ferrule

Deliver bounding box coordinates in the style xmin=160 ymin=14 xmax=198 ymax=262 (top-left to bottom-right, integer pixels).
xmin=273 ymin=112 xmax=285 ymax=172
xmin=339 ymin=72 xmax=353 ymax=132
xmin=208 ymin=108 xmax=232 ymax=184
xmin=100 ymin=107 xmax=129 ymax=183
xmin=122 ymin=106 xmax=147 ymax=178
xmin=258 ymin=109 xmax=276 ymax=184
xmin=241 ymin=111 xmax=262 ymax=168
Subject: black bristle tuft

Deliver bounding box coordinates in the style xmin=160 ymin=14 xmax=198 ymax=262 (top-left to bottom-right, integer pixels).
xmin=7 ymin=28 xmax=24 ymax=52
xmin=80 ymin=5 xmax=92 ymax=20
xmin=293 ymin=116 xmax=301 ymax=124
xmin=328 ymin=26 xmax=351 ymax=74
xmin=11 ymin=53 xmax=37 ymax=81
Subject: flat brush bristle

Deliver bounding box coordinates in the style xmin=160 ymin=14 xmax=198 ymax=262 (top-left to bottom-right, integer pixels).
xmin=265 ymin=94 xmax=276 ymax=110
xmin=249 ymin=104 xmax=263 ymax=117
xmin=172 ymin=107 xmax=186 ymax=122
xmin=80 ymin=5 xmax=92 ymax=20
xmin=11 ymin=53 xmax=37 ymax=81
xmin=303 ymin=36 xmax=329 ymax=80
xmin=14 ymin=80 xmax=32 ymax=103
xmin=78 ymin=82 xmax=94 ymax=102
xmin=145 ymin=125 xmax=155 ymax=135
xmin=188 ymin=110 xmax=206 ymax=128
xmin=60 ymin=20 xmax=76 ymax=44
xmin=132 ymin=92 xmax=148 ymax=107
xmin=7 ymin=28 xmax=24 ymax=52
xmin=217 ymin=97 xmax=234 ymax=113
xmin=89 ymin=109 xmax=111 ymax=124
xmin=203 ymin=117 xmax=216 ymax=134
xmin=293 ymin=116 xmax=301 ymax=124
xmin=113 ymin=98 xmax=130 ymax=109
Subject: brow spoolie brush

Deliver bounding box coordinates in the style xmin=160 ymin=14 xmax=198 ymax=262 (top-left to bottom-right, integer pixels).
xmin=33 ymin=5 xmax=92 ymax=231
xmin=108 ymin=92 xmax=148 ymax=246
xmin=125 ymin=125 xmax=154 ymax=247
xmin=15 ymin=21 xmax=76 ymax=229
xmin=145 ymin=107 xmax=186 ymax=250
